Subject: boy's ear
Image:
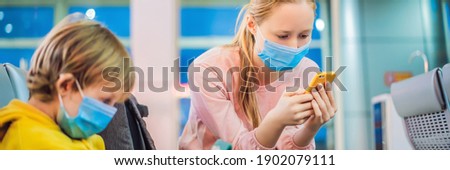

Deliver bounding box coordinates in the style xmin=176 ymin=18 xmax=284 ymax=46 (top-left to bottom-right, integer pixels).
xmin=55 ymin=73 xmax=76 ymax=97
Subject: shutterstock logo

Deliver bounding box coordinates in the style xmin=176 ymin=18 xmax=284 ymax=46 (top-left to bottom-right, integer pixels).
xmin=101 ymin=58 xmax=347 ymax=93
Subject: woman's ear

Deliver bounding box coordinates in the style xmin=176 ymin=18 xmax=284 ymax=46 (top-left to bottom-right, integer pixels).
xmin=247 ymin=15 xmax=257 ymax=35
xmin=55 ymin=73 xmax=76 ymax=97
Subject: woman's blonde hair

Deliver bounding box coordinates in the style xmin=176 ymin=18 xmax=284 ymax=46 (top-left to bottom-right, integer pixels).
xmin=230 ymin=0 xmax=316 ymax=128
xmin=27 ymin=13 xmax=134 ymax=103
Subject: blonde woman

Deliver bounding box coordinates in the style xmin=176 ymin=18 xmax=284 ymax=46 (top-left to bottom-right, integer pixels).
xmin=0 ymin=13 xmax=134 ymax=149
xmin=179 ymin=0 xmax=337 ymax=150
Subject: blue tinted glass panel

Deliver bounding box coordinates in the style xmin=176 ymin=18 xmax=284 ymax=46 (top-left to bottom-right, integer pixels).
xmin=0 ymin=7 xmax=53 ymax=38
xmin=179 ymin=48 xmax=207 ymax=84
xmin=0 ymin=48 xmax=34 ymax=70
xmin=181 ymin=7 xmax=240 ymax=37
xmin=69 ymin=6 xmax=130 ymax=37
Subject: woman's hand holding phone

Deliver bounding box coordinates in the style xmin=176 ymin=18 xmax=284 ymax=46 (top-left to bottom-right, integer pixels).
xmin=266 ymin=89 xmax=315 ymax=127
xmin=295 ymin=72 xmax=338 ymax=129
xmin=303 ymin=82 xmax=337 ymax=131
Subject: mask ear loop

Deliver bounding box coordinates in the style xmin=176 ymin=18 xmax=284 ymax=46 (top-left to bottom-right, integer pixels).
xmin=57 ymin=78 xmax=84 ymax=120
xmin=74 ymin=79 xmax=85 ymax=98
xmin=255 ymin=26 xmax=263 ymax=39
xmin=255 ymin=26 xmax=266 ymax=54
xmin=57 ymin=93 xmax=66 ymax=112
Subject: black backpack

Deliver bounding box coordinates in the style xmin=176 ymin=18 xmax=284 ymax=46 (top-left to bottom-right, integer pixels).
xmin=98 ymin=95 xmax=156 ymax=150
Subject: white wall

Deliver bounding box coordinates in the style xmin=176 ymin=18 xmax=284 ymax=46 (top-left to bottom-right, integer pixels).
xmin=131 ymin=0 xmax=179 ymax=150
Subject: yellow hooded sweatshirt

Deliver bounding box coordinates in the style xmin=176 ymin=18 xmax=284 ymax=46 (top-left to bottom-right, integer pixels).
xmin=0 ymin=99 xmax=104 ymax=150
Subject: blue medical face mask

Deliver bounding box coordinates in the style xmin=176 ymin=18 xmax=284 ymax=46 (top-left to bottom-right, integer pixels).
xmin=256 ymin=27 xmax=311 ymax=71
xmin=57 ymin=80 xmax=117 ymax=139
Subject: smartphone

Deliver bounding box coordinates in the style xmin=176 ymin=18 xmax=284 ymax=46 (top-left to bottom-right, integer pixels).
xmin=305 ymin=72 xmax=336 ymax=93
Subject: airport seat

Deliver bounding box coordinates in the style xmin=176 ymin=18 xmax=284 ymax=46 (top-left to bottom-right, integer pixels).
xmin=442 ymin=64 xmax=450 ymax=101
xmin=0 ymin=63 xmax=29 ymax=108
xmin=391 ymin=68 xmax=450 ymax=149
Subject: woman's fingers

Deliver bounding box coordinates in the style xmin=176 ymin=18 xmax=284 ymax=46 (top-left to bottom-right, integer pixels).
xmin=289 ymin=93 xmax=313 ymax=104
xmin=284 ymin=91 xmax=299 ymax=97
xmin=285 ymin=85 xmax=337 ymax=126
xmin=317 ymin=84 xmax=332 ymax=121
xmin=325 ymin=82 xmax=337 ymax=115
xmin=295 ymin=89 xmax=306 ymax=95
xmin=294 ymin=109 xmax=314 ymax=121
xmin=311 ymin=100 xmax=323 ymax=124
xmin=311 ymin=88 xmax=328 ymax=122
xmin=297 ymin=116 xmax=310 ymax=125
xmin=292 ymin=102 xmax=312 ymax=113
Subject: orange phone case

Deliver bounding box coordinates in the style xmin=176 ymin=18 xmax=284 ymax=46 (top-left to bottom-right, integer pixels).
xmin=305 ymin=72 xmax=336 ymax=93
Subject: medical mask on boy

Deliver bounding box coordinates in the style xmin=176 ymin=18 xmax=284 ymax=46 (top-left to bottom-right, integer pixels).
xmin=256 ymin=27 xmax=311 ymax=71
xmin=57 ymin=79 xmax=117 ymax=139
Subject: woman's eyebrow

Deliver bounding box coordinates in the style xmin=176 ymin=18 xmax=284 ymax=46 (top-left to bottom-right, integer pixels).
xmin=276 ymin=29 xmax=313 ymax=34
xmin=301 ymin=29 xmax=313 ymax=33
xmin=272 ymin=30 xmax=291 ymax=34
